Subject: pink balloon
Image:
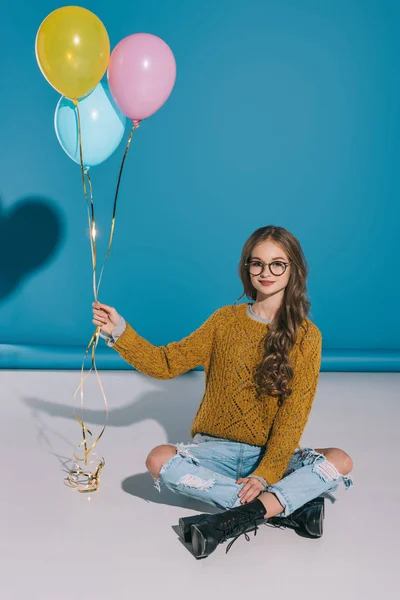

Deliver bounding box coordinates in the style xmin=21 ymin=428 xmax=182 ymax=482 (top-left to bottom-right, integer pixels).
xmin=107 ymin=33 xmax=176 ymax=122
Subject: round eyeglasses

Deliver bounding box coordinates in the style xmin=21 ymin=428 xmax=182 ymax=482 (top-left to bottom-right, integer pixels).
xmin=245 ymin=259 xmax=291 ymax=277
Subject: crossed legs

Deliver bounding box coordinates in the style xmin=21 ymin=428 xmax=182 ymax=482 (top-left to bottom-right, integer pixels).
xmin=145 ymin=444 xmax=354 ymax=518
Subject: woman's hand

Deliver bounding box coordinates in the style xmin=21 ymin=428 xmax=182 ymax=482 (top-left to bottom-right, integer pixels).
xmin=92 ymin=301 xmax=120 ymax=335
xmin=236 ymin=477 xmax=265 ymax=503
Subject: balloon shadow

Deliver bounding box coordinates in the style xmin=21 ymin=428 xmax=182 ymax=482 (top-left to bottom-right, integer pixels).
xmin=0 ymin=195 xmax=64 ymax=302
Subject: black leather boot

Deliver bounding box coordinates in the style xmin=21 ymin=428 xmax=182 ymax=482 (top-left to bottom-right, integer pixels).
xmin=190 ymin=498 xmax=268 ymax=558
xmin=178 ymin=495 xmax=324 ymax=544
xmin=266 ymin=496 xmax=325 ymax=538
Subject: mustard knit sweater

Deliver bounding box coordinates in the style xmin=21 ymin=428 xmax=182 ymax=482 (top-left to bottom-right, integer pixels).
xmin=112 ymin=302 xmax=323 ymax=484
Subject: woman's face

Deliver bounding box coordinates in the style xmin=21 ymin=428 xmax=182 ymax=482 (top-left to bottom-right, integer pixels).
xmin=249 ymin=239 xmax=291 ymax=297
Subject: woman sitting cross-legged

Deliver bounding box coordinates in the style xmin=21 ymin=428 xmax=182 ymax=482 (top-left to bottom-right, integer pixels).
xmin=93 ymin=224 xmax=354 ymax=560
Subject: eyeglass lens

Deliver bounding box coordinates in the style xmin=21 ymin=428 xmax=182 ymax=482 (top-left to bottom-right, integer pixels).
xmin=248 ymin=261 xmax=286 ymax=276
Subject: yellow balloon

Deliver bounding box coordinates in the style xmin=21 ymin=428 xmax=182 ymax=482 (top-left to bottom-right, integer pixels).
xmin=35 ymin=6 xmax=110 ymax=99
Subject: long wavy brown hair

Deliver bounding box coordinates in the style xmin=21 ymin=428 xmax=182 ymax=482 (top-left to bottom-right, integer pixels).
xmin=234 ymin=225 xmax=312 ymax=405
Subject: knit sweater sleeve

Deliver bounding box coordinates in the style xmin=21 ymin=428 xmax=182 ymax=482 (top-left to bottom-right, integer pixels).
xmin=111 ymin=307 xmax=223 ymax=379
xmin=249 ymin=328 xmax=323 ymax=485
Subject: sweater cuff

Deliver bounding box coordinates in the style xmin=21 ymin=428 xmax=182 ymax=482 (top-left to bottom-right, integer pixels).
xmin=98 ymin=315 xmax=126 ymax=347
xmin=249 ymin=464 xmax=281 ymax=485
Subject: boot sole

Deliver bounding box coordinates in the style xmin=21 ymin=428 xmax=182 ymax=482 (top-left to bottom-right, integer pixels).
xmin=191 ymin=524 xmax=208 ymax=558
xmin=178 ymin=516 xmax=204 ymax=543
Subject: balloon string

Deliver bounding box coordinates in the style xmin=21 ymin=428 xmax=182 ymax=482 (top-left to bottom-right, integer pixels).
xmin=66 ymin=108 xmax=139 ymax=493
xmin=73 ymin=99 xmax=88 ymax=203
xmin=96 ymin=121 xmax=139 ymax=294
xmin=86 ymin=170 xmax=98 ymax=302
xmin=66 ymin=99 xmax=109 ymax=493
xmin=72 ymin=98 xmax=97 ymax=301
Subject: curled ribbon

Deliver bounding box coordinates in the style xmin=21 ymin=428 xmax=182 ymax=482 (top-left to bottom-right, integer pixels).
xmin=65 ymin=100 xmax=139 ymax=493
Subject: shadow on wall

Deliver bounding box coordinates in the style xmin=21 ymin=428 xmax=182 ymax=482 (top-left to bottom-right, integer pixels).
xmin=0 ymin=195 xmax=64 ymax=302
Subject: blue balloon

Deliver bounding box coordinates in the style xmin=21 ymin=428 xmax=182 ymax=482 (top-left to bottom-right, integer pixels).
xmin=54 ymin=82 xmax=127 ymax=168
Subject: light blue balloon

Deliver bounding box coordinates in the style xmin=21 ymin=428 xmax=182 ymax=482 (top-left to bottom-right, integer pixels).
xmin=54 ymin=82 xmax=127 ymax=168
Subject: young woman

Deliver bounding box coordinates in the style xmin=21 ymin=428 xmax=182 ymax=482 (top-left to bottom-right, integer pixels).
xmin=92 ymin=225 xmax=354 ymax=559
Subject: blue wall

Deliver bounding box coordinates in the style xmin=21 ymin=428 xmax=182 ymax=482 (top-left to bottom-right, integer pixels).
xmin=0 ymin=0 xmax=399 ymax=370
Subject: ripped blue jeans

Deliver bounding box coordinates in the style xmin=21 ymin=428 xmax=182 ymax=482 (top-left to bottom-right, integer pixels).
xmin=153 ymin=433 xmax=354 ymax=517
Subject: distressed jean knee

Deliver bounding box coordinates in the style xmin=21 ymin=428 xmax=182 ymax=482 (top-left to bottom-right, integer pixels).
xmin=266 ymin=448 xmax=354 ymax=517
xmin=303 ymin=448 xmax=354 ymax=491
xmin=152 ymin=442 xmax=200 ymax=492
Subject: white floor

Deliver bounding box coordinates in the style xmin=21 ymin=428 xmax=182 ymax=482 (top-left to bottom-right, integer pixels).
xmin=1 ymin=368 xmax=398 ymax=600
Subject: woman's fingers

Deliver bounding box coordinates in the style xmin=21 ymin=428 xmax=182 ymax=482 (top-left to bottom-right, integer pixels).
xmin=93 ymin=308 xmax=108 ymax=322
xmin=236 ymin=477 xmax=264 ymax=504
xmin=94 ymin=315 xmax=108 ymax=325
xmin=238 ymin=480 xmax=252 ymax=503
xmin=92 ymin=302 xmax=119 ymax=332
xmin=93 ymin=301 xmax=114 ymax=314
